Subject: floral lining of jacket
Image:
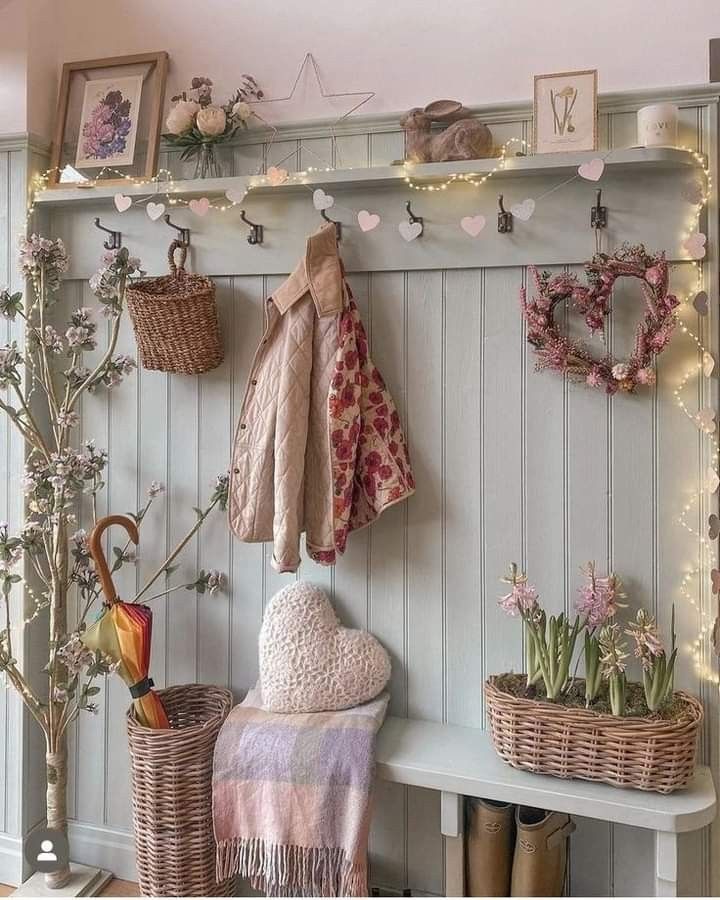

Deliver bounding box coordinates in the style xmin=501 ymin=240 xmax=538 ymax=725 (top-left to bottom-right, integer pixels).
xmin=311 ymin=288 xmax=415 ymax=566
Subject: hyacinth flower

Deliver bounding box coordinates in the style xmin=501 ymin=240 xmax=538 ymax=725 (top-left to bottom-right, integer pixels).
xmin=499 ymin=563 xmax=580 ymax=700
xmin=576 ymin=562 xmax=626 ymax=705
xmin=498 ymin=563 xmax=542 ymax=687
xmin=599 ymin=622 xmax=629 ymax=716
xmin=627 ymin=607 xmax=677 ymax=713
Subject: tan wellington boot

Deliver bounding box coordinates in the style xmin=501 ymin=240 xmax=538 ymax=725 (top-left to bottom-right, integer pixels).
xmin=510 ymin=807 xmax=575 ymax=897
xmin=465 ymin=798 xmax=515 ymax=897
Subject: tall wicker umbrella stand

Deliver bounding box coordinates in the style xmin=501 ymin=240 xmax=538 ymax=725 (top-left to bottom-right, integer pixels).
xmin=127 ymin=683 xmax=234 ymax=896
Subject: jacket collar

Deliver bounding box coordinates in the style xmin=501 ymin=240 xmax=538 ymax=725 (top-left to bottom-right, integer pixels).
xmin=273 ymin=224 xmax=343 ymax=318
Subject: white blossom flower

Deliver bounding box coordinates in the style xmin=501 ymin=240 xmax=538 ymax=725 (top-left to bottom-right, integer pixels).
xmin=147 ymin=481 xmax=165 ymax=499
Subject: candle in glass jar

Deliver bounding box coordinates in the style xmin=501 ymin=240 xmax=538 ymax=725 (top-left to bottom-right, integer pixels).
xmin=637 ymin=103 xmax=679 ymax=147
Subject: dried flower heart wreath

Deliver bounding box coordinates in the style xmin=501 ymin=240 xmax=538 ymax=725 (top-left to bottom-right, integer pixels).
xmin=521 ymin=244 xmax=680 ymax=394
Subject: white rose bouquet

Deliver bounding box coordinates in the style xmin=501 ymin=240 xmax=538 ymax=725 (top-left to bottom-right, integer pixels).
xmin=163 ymin=75 xmax=262 ymax=176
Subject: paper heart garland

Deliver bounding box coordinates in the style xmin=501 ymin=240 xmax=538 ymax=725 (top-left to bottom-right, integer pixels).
xmin=225 ymin=186 xmax=246 ymax=205
xmin=693 ymin=291 xmax=709 ymax=315
xmin=709 ymin=514 xmax=720 ymax=540
xmin=357 ymin=210 xmax=381 ymax=232
xmin=259 ymin=582 xmax=391 ymax=713
xmin=696 ymin=407 xmax=717 ymax=433
xmin=267 ymin=166 xmax=289 ymax=186
xmin=189 ymin=197 xmax=210 ymax=216
xmin=399 ymin=220 xmax=423 ymax=242
xmin=114 ymin=193 xmax=132 ymax=213
xmin=704 ymin=351 xmax=715 ymax=378
xmin=511 ymin=198 xmax=535 ymax=221
xmin=683 ymin=232 xmax=707 ymax=259
xmin=460 ymin=214 xmax=486 ymax=237
xmin=146 ymin=201 xmax=165 ymax=221
xmin=578 ymin=158 xmax=605 ymax=181
xmin=313 ymin=188 xmax=334 ymax=211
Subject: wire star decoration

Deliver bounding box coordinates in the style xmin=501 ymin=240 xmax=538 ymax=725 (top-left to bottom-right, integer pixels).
xmin=249 ymin=53 xmax=376 ymax=170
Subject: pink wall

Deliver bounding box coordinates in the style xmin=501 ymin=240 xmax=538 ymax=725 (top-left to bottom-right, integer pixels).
xmin=2 ymin=0 xmax=719 ymax=138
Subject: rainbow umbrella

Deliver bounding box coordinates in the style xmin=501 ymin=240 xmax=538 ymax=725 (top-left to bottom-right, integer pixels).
xmin=81 ymin=515 xmax=169 ymax=729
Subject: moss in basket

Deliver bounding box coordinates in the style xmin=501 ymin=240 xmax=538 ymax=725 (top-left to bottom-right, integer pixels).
xmin=492 ymin=673 xmax=685 ymax=720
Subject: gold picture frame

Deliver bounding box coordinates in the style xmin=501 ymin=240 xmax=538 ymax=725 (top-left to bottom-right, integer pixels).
xmin=533 ymin=69 xmax=598 ymax=155
xmin=48 ymin=51 xmax=169 ymax=187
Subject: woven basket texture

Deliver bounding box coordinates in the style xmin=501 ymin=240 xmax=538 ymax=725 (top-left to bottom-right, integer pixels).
xmin=126 ymin=241 xmax=223 ymax=375
xmin=485 ymin=675 xmax=703 ymax=794
xmin=127 ymin=683 xmax=234 ymax=896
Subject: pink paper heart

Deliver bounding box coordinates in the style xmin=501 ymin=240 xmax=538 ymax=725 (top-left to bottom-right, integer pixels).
xmin=399 ymin=220 xmax=422 ymax=242
xmin=683 ymin=232 xmax=707 ymax=259
xmin=460 ymin=214 xmax=486 ymax=237
xmin=696 ymin=407 xmax=717 ymax=434
xmin=226 ymin=186 xmax=246 ymax=204
xmin=189 ymin=197 xmax=210 ymax=216
xmin=114 ymin=193 xmax=132 ymax=213
xmin=708 ymin=467 xmax=720 ymax=494
xmin=313 ymin=188 xmax=334 ymax=211
xmin=511 ymin=198 xmax=535 ymax=221
xmin=578 ymin=158 xmax=605 ymax=181
xmin=357 ymin=210 xmax=380 ymax=232
xmin=693 ymin=291 xmax=709 ymax=315
xmin=146 ymin=201 xmax=165 ymax=221
xmin=267 ymin=166 xmax=289 ymax=186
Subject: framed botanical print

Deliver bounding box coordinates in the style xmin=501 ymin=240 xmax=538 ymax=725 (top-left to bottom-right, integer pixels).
xmin=49 ymin=52 xmax=168 ymax=187
xmin=533 ymin=69 xmax=598 ymax=154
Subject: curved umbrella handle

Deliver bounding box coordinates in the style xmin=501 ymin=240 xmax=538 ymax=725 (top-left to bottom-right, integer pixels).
xmin=89 ymin=515 xmax=140 ymax=605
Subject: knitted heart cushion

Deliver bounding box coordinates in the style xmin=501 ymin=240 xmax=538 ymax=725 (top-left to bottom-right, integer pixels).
xmin=259 ymin=581 xmax=391 ymax=713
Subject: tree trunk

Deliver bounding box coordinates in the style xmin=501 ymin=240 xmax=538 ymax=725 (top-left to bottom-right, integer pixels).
xmin=45 ymin=742 xmax=71 ymax=888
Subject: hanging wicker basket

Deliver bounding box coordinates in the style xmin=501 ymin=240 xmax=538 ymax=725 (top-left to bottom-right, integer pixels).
xmin=126 ymin=240 xmax=224 ymax=375
xmin=485 ymin=675 xmax=703 ymax=794
xmin=127 ymin=683 xmax=235 ymax=896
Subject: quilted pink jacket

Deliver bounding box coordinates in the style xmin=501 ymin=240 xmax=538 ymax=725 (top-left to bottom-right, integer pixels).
xmin=228 ymin=224 xmax=414 ymax=572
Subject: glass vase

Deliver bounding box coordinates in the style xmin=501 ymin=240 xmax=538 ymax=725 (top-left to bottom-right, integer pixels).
xmin=193 ymin=143 xmax=222 ymax=179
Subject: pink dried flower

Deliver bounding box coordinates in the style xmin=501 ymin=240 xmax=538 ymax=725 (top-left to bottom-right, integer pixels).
xmin=576 ymin=562 xmax=626 ymax=628
xmin=498 ymin=564 xmax=539 ymax=617
xmin=635 ymin=367 xmax=656 ymax=385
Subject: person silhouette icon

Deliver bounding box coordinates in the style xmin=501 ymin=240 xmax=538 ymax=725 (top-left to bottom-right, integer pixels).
xmin=36 ymin=839 xmax=58 ymax=863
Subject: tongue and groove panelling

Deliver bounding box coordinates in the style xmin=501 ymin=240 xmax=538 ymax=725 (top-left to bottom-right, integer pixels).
xmin=39 ymin=92 xmax=719 ymax=895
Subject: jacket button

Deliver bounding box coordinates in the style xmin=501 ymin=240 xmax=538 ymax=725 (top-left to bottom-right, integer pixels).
xmin=251 ymin=379 xmax=257 ymax=386
xmin=234 ymin=468 xmax=240 ymax=474
xmin=240 ymin=423 xmax=246 ymax=429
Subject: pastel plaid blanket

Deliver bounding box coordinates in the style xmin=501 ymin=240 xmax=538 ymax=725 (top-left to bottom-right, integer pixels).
xmin=213 ymin=686 xmax=389 ymax=897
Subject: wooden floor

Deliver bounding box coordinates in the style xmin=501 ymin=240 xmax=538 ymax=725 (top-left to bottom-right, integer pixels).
xmin=0 ymin=879 xmax=140 ymax=896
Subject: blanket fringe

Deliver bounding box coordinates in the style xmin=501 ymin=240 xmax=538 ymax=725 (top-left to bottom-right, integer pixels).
xmin=216 ymin=837 xmax=367 ymax=897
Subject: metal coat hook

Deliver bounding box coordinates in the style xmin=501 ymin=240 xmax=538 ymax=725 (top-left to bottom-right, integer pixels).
xmin=163 ymin=214 xmax=190 ymax=247
xmin=405 ymin=199 xmax=424 ymax=236
xmin=591 ymin=189 xmax=607 ymax=229
xmin=320 ymin=208 xmax=342 ymax=242
xmin=94 ymin=218 xmax=122 ymax=250
xmin=497 ymin=195 xmax=513 ymax=234
xmin=239 ymin=210 xmax=264 ymax=246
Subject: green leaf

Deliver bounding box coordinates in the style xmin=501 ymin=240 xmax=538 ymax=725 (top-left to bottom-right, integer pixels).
xmin=84 ymin=685 xmax=101 ymax=697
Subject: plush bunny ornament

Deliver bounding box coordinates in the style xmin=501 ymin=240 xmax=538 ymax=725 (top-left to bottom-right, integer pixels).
xmin=400 ymin=99 xmax=493 ymax=163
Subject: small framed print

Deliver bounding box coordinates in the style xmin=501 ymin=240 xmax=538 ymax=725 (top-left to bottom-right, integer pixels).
xmin=49 ymin=52 xmax=168 ymax=187
xmin=533 ymin=69 xmax=598 ymax=154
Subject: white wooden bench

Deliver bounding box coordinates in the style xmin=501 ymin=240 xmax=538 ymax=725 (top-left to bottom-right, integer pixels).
xmin=376 ymin=716 xmax=717 ymax=897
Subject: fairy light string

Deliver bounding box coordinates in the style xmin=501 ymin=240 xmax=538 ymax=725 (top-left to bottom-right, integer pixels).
xmin=22 ymin=144 xmax=719 ymax=683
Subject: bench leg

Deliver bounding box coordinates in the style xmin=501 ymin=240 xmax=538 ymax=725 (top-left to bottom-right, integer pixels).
xmin=441 ymin=791 xmax=464 ymax=897
xmin=655 ymin=832 xmax=678 ymax=897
